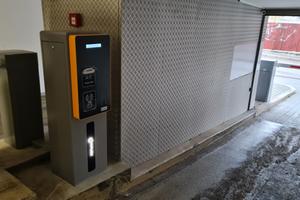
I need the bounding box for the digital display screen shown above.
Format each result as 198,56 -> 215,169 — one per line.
86,43 -> 102,49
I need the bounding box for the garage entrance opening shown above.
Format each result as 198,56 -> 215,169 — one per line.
255,16 -> 300,107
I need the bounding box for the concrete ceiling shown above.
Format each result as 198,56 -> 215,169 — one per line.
240,0 -> 300,9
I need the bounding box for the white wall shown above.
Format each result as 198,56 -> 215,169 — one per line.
0,0 -> 45,93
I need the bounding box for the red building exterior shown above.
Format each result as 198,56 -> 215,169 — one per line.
264,22 -> 300,52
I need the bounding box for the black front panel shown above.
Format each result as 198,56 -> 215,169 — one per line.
76,35 -> 110,119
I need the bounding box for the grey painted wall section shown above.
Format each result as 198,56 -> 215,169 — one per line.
121,0 -> 262,167
0,0 -> 45,92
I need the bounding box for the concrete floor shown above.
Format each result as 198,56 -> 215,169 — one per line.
261,75 -> 300,127
120,70 -> 300,200
1,68 -> 300,200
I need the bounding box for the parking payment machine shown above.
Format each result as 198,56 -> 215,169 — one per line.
69,35 -> 110,120
41,32 -> 110,185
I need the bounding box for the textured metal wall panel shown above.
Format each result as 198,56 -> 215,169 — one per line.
41,0 -> 121,161
121,0 -> 262,166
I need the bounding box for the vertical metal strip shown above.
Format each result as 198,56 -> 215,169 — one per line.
248,14 -> 266,110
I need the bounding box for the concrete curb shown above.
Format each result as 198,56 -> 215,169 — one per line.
256,84 -> 296,116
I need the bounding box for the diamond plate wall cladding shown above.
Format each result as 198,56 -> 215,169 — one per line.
121,0 -> 262,167
42,0 -> 262,167
41,0 -> 122,161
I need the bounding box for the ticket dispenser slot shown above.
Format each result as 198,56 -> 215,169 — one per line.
69,35 -> 110,120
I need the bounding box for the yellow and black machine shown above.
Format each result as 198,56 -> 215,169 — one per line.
40,32 -> 110,185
